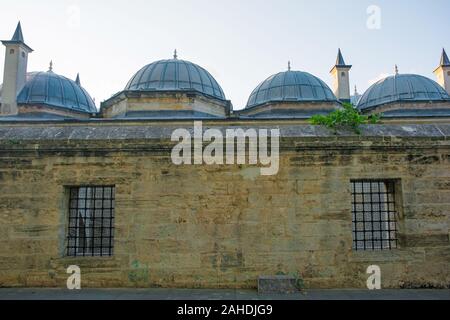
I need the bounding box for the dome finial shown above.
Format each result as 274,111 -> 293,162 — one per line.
354,85 -> 358,95
395,64 -> 399,75
48,60 -> 53,72
75,73 -> 81,86
288,61 -> 291,71
173,49 -> 178,60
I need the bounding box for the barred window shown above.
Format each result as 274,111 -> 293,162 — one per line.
351,180 -> 398,251
67,186 -> 115,256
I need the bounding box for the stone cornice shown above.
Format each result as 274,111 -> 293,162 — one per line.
0,124 -> 448,155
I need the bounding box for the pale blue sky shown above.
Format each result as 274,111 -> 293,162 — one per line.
1,0 -> 449,110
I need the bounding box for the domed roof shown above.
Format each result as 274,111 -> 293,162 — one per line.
357,74 -> 450,110
17,71 -> 96,113
125,58 -> 226,100
246,70 -> 337,109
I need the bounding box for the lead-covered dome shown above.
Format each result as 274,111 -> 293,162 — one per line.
17,71 -> 96,113
357,74 -> 450,110
246,70 -> 337,108
125,58 -> 226,100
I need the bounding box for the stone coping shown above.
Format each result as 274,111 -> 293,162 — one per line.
0,124 -> 449,141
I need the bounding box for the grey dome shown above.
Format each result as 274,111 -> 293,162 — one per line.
357,74 -> 450,110
17,71 -> 96,113
246,70 -> 337,109
125,59 -> 226,100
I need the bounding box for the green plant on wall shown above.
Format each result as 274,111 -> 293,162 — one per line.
128,260 -> 149,284
293,271 -> 306,294
7,139 -> 20,145
310,102 -> 381,134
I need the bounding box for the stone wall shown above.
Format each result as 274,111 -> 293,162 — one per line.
0,123 -> 449,289
101,91 -> 230,118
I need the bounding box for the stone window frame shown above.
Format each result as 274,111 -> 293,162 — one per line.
350,179 -> 403,251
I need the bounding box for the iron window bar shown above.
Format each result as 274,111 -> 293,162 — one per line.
67,186 -> 115,257
351,180 -> 398,251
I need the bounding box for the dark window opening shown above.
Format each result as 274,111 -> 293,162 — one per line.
351,180 -> 398,251
66,186 -> 115,256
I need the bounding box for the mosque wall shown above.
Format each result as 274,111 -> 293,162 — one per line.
0,123 -> 449,289
101,97 -> 128,118
360,101 -> 450,115
101,92 -> 230,118
237,101 -> 340,117
17,104 -> 92,119
125,94 -> 228,117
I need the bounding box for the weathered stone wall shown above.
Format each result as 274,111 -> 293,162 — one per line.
101,91 -> 230,118
17,104 -> 92,119
0,123 -> 449,289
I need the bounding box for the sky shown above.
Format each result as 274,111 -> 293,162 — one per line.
0,0 -> 449,110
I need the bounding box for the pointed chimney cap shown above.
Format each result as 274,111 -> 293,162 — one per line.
336,48 -> 346,66
1,21 -> 33,52
440,48 -> 450,67
331,48 -> 351,72
12,21 -> 25,42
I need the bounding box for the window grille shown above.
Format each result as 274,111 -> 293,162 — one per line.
351,180 -> 398,250
67,186 -> 115,256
